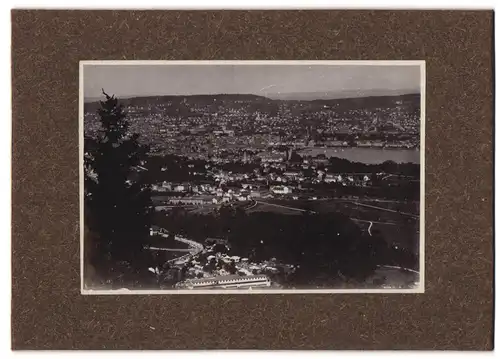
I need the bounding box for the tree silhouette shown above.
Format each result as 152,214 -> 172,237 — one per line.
289,151 -> 303,163
85,91 -> 154,284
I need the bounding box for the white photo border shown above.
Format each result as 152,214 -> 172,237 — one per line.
79,60 -> 426,295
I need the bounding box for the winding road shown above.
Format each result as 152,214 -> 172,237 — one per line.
149,230 -> 204,264
377,265 -> 420,275
148,247 -> 193,252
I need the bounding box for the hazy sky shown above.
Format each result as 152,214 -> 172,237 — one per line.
83,64 -> 421,100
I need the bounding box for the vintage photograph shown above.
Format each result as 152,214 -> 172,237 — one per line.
81,61 -> 425,293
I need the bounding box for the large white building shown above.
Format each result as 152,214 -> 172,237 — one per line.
179,275 -> 271,289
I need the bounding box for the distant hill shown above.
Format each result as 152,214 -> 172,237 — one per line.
310,93 -> 420,107
84,93 -> 273,114
84,93 -> 270,104
267,89 -> 420,101
83,92 -> 420,115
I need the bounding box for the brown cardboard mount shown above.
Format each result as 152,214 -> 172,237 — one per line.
11,10 -> 493,350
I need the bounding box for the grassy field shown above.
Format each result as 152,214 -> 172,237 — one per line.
248,198 -> 420,254
187,204 -> 219,215
355,220 -> 419,254
262,199 -> 419,223
246,201 -> 305,215
153,197 -> 420,256
354,200 -> 420,216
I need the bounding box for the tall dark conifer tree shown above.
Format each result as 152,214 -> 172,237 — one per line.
85,91 -> 153,280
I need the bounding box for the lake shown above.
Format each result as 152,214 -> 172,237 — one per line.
298,147 -> 420,164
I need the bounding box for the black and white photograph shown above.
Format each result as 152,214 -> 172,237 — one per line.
81,61 -> 425,293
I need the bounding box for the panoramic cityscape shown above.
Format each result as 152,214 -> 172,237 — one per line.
82,62 -> 424,292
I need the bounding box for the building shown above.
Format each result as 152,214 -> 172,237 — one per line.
270,185 -> 292,194
179,275 -> 271,289
324,174 -> 337,183
205,238 -> 228,246
149,225 -> 162,235
169,196 -> 212,205
259,152 -> 284,163
249,191 -> 261,198
162,181 -> 173,190
283,171 -> 301,180
151,184 -> 168,192
242,183 -> 260,190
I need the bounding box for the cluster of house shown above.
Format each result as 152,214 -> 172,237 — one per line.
259,152 -> 286,163
151,182 -> 218,193
146,227 -> 297,289
175,242 -> 295,289
353,140 -> 416,148
152,182 -> 266,208
262,170 -> 371,187
324,173 -> 371,185
151,169 -> 374,209
257,154 -> 330,172
213,171 -> 250,182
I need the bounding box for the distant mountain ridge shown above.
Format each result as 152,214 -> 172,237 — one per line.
84,93 -> 270,104
266,89 -> 420,101
84,91 -> 419,105
83,92 -> 420,123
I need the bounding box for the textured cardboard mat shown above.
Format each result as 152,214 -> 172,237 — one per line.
11,10 -> 494,350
